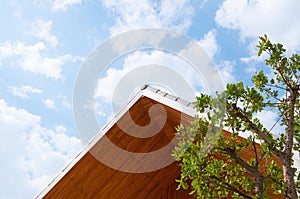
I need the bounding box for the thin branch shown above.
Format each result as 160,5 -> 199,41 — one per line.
265,83 -> 286,90
276,63 -> 293,89
268,114 -> 283,133
270,95 -> 284,103
244,101 -> 250,112
209,175 -> 254,199
257,151 -> 266,165
262,87 -> 284,102
262,102 -> 281,105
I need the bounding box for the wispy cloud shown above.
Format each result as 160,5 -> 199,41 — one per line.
52,0 -> 81,11
102,0 -> 194,35
58,95 -> 72,109
216,60 -> 236,85
43,98 -> 56,109
197,29 -> 219,59
9,85 -> 42,99
0,41 -> 81,79
29,19 -> 58,47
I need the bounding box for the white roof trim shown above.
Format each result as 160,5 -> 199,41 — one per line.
34,85 -> 196,199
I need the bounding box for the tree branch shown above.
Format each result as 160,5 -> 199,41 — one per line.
265,83 -> 286,90
268,113 -> 283,133
227,103 -> 283,159
209,175 -> 254,199
276,63 -> 293,89
257,151 -> 266,166
284,90 -> 297,156
264,174 -> 282,185
252,137 -> 259,168
261,87 -> 283,102
223,147 -> 258,176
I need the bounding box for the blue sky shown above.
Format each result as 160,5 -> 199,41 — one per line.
1,0 -> 300,198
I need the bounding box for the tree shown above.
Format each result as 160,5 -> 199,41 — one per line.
173,35 -> 300,199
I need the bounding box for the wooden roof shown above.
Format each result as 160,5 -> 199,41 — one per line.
36,87 -> 195,199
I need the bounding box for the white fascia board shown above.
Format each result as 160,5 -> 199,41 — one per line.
141,88 -> 196,117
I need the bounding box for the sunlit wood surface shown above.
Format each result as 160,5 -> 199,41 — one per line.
43,96 -> 193,199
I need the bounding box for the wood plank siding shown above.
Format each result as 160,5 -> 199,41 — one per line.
43,96 -> 193,199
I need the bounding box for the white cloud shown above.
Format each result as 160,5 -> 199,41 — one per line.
29,19 -> 58,47
43,98 -> 56,109
58,95 -> 72,109
9,85 -> 42,99
240,39 -> 268,65
0,99 -> 82,199
199,0 -> 209,8
177,30 -> 225,93
0,41 -> 80,79
197,29 -> 219,59
95,29 -> 224,107
254,110 -> 283,135
215,0 -> 300,52
95,50 -> 201,105
102,0 -> 194,35
84,100 -> 107,118
240,54 -> 265,66
52,0 -> 81,11
216,60 -> 236,85
244,66 -> 257,74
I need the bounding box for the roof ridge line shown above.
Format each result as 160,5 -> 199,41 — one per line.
140,84 -> 194,109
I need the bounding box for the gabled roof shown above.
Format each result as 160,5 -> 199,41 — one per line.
35,85 -> 196,199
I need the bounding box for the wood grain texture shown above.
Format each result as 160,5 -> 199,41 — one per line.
44,96 -> 193,199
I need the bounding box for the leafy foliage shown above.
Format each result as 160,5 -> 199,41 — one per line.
173,35 -> 300,199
